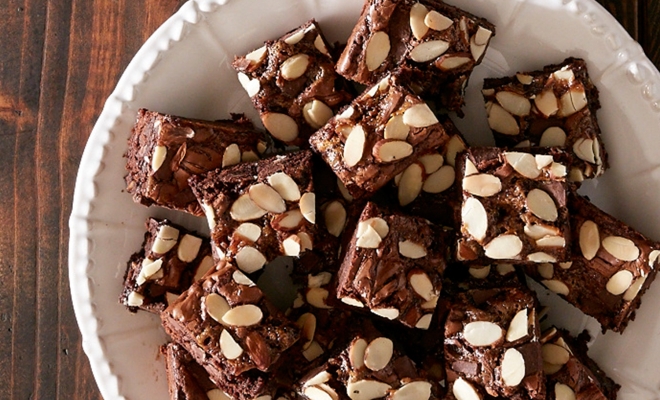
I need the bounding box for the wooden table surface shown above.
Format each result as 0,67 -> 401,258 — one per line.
0,1 -> 657,399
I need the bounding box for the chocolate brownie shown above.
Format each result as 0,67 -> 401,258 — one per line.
336,0 -> 495,113
309,74 -> 451,199
233,20 -> 353,147
524,194 -> 660,333
540,328 -> 620,399
483,58 -> 607,181
161,261 -> 300,380
120,218 -> 213,314
455,147 -> 571,265
188,150 -> 318,274
336,202 -> 448,329
444,287 -> 545,399
162,342 -> 224,400
125,109 -> 268,216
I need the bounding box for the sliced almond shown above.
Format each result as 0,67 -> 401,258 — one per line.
262,112 -> 298,143
350,338 -> 368,368
126,291 -> 144,307
245,46 -> 267,64
497,263 -> 516,275
206,293 -> 230,323
506,309 -> 528,342
501,348 -> 526,387
402,103 -> 438,128
550,162 -> 567,178
152,225 -> 180,254
177,234 -> 203,262
365,31 -> 390,71
463,174 -> 502,197
409,3 -> 429,40
268,172 -> 301,201
516,74 -> 533,85
539,127 -> 567,147
555,383 -> 577,400
606,270 -> 634,295
341,296 -> 365,308
298,192 -> 316,224
344,124 -> 366,167
579,220 -> 599,260
572,138 -> 596,164
232,270 -> 255,286
398,163 -> 424,206
536,236 -> 566,247
650,250 -> 660,268
470,26 -> 492,61
303,100 -> 334,129
462,197 -> 488,241
273,209 -> 304,231
534,89 -> 559,117
398,240 -> 427,259
535,155 -> 554,169
194,256 -> 215,281
235,246 -> 267,273
496,91 -> 531,116
538,263 -> 554,279
421,295 -> 439,309
452,377 -> 480,400
297,313 -> 317,349
542,343 -> 570,365
307,288 -> 332,309
445,135 -> 466,166
384,115 -> 410,140
308,272 -> 332,289
324,201 -> 347,237
437,55 -> 471,70
364,337 -> 394,371
543,362 -> 563,375
542,280 -> 570,296
356,217 -> 389,239
623,275 -> 647,301
559,87 -> 588,117
418,153 -> 444,174
527,189 -> 558,222
249,183 -> 286,214
237,72 -> 260,97
371,307 -> 399,320
415,314 -> 434,330
464,158 -> 478,176
469,266 -> 491,279
602,236 -> 640,261
283,235 -> 302,257
206,389 -> 230,400
314,34 -> 330,55
337,178 -> 353,202
524,224 -> 559,239
222,304 -> 263,326
241,151 -> 259,163
356,224 -> 382,249
298,232 -> 313,251
151,145 -> 167,172
284,28 -> 306,45
139,258 -> 163,284
303,386 -> 334,400
391,381 -> 432,400
235,223 -> 262,242
558,261 -> 573,270
304,370 -> 332,387
410,271 -> 435,301
220,330 -> 243,360
463,321 -> 503,346
487,103 -> 519,135
346,380 -> 391,400
423,165 -> 455,193
484,234 -> 523,259
504,152 -> 541,179
425,10 -> 453,31
374,140 -> 413,163
281,54 -> 310,80
410,40 -> 450,62
302,340 -> 324,361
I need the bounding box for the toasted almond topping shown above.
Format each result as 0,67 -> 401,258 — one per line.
384,115 -> 410,140
303,386 -> 334,400
542,343 -> 570,365
463,321 -> 503,346
273,209 -> 304,231
307,288 -> 332,309
506,309 -> 529,342
241,151 -> 259,162
177,234 -> 203,262
623,275 -> 647,301
230,194 -> 268,222
356,217 -> 389,239
578,220 -> 600,260
487,102 -> 519,135
418,153 -> 444,174
464,158 -> 479,176
572,138 -> 596,164
524,224 -> 560,239
469,266 -> 491,279
235,223 -> 262,243
346,380 -> 391,400
302,340 -> 324,361
391,381 -> 432,400
262,112 -> 298,143
298,232 -> 313,251
535,155 -> 554,169
398,163 -> 424,206
536,236 -> 566,247
409,3 -> 429,40
297,312 -> 317,349
206,293 -> 230,323
152,225 -> 180,254
344,125 -> 366,167
299,192 -> 316,224
371,307 -> 399,320
410,40 -> 450,62
283,235 -> 302,257
452,377 -> 480,400
446,135 -> 466,167
337,178 -> 353,201
542,280 -> 570,296
350,338 -> 368,368
484,234 -> 523,259
314,34 -> 330,55
237,72 -> 260,97
245,46 -> 267,64
527,189 -> 558,222
410,271 -> 435,300
535,89 -> 559,117
284,28 -> 306,45
516,74 -> 533,85
504,152 -> 541,179
356,224 -> 382,249
559,86 -> 588,117
539,127 -> 567,147
220,330 -> 243,360
364,337 -> 394,371
463,173 -> 502,197
374,139 -> 413,163
462,197 -> 488,241
257,141 -> 268,154
559,261 -> 573,270
538,263 -> 554,279
543,362 -> 563,375
268,172 -> 301,201
421,295 -> 439,309
232,270 -> 255,286
606,270 -> 634,295
127,291 -> 144,307
281,54 -> 310,80
152,145 -> 167,172
235,246 -> 267,273
403,103 -> 438,127
324,201 -> 347,237
501,348 -> 526,387
497,263 -> 516,275
222,304 -> 263,326
437,55 -> 471,70
341,297 -> 365,308
555,383 -> 577,400
602,236 -> 640,261
308,272 -> 332,289
415,314 -> 434,330
399,240 -> 427,259
139,258 -> 163,284
207,389 -> 230,400
194,256 -> 214,281
248,183 -> 286,214
365,31 -> 390,71
474,26 -> 492,45
496,91 -> 531,116
304,370 -> 332,387
423,165 -> 455,193
303,100 -> 333,129
425,10 -> 453,31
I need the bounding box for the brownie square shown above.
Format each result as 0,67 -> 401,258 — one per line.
524,194 -> 660,333
161,261 -> 300,380
125,109 -> 268,216
120,218 -> 213,314
444,287 -> 545,399
336,202 -> 448,329
540,328 -> 620,399
456,147 -> 571,264
336,0 -> 494,113
162,342 -> 223,400
309,74 -> 451,199
189,150 -> 319,274
483,58 -> 607,181
232,20 -> 353,147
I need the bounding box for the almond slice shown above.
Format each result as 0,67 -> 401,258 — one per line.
248,183 -> 286,214
268,172 -> 301,201
452,377 -> 480,400
384,115 -> 410,140
504,152 -> 541,179
220,330 -> 243,360
402,103 -> 438,128
606,270 -> 634,295
344,125 -> 366,167
542,280 -> 570,296
602,236 -> 640,261
237,73 -> 260,98
303,100 -> 333,129
463,174 -> 502,197
281,54 -> 310,80
542,343 -> 570,365
262,112 -> 298,143
152,225 -> 180,254
496,91 -> 531,116
152,145 -> 167,172
235,246 -> 267,273
462,197 -> 488,241
365,31 -> 390,71
487,103 -> 519,136
398,163 -> 423,206
484,234 -> 523,259
324,201 -> 347,237
272,209 -> 304,231
410,40 -> 450,62
300,192 -> 316,224
579,220 -> 600,260
527,189 -> 558,222
235,223 -> 262,242
506,309 -> 528,342
539,127 -> 567,147
206,293 -> 230,323
399,240 -> 427,259
555,383 -> 577,400
534,89 -> 559,117
222,304 -> 263,326
410,271 -> 435,301
418,153 -> 444,174
409,3 -> 429,40
424,10 -> 453,31
463,321 -> 503,346
346,380 -> 391,400
423,165 -> 455,193
374,140 -> 413,163
350,338 -> 368,368
391,381 -> 432,400
501,348 -> 526,387
364,337 -> 393,371
415,314 -> 434,330
177,234 -> 203,262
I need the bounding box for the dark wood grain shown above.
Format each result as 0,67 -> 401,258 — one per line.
0,1 -> 658,399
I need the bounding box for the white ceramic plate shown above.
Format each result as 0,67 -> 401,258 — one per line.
69,0 -> 660,399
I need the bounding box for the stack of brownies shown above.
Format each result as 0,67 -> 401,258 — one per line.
120,0 -> 659,399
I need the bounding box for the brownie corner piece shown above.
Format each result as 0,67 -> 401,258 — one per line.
119,218 -> 213,314
232,20 -> 353,147
162,342 -> 221,400
456,147 -> 571,265
124,109 -> 267,215
336,201 -> 448,329
309,74 -> 451,199
483,57 -> 607,180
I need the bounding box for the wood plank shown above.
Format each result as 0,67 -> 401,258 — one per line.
596,0 -> 639,41
640,0 -> 660,68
